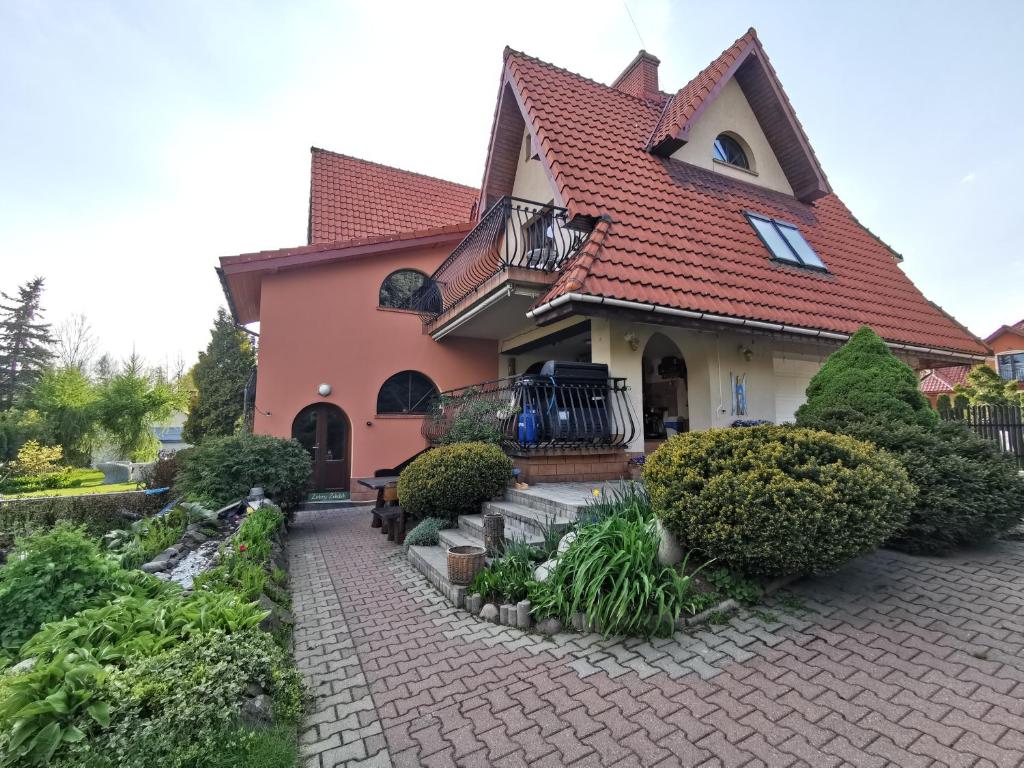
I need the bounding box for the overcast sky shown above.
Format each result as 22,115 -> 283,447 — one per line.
2,0 -> 1022,369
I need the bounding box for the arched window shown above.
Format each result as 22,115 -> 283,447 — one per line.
379,269 -> 439,312
376,371 -> 439,414
712,133 -> 750,170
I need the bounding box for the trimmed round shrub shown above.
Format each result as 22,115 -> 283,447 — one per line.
812,418 -> 1023,554
644,426 -> 914,577
174,434 -> 312,510
403,516 -> 448,550
795,326 -> 937,430
397,442 -> 512,522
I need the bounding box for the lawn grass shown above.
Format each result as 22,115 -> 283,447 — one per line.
3,468 -> 142,498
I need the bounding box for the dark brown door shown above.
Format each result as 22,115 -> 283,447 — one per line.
291,404 -> 350,491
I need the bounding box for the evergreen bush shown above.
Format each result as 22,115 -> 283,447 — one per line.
397,442 -> 511,521
644,426 -> 913,576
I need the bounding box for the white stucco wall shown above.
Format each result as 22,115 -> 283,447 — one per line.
670,78 -> 794,196
510,128 -> 557,204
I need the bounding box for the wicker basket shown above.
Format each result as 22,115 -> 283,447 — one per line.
447,545 -> 486,585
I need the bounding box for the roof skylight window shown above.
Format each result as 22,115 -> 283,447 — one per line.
745,213 -> 827,271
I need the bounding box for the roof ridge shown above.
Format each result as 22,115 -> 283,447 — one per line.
310,147 -> 478,191
503,47 -> 669,108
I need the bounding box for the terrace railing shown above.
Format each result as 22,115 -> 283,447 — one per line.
423,375 -> 637,452
414,196 -> 591,319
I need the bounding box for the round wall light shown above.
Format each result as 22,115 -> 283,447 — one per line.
317,383 -> 332,397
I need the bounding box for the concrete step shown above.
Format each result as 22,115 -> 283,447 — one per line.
481,500 -> 575,537
458,514 -> 545,546
406,544 -> 467,608
504,481 -> 632,517
438,526 -> 486,551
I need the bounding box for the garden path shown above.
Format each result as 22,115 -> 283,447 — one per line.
291,506 -> 1024,768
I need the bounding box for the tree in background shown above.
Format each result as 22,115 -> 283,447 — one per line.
954,364 -> 1024,407
53,313 -> 98,373
92,353 -> 116,383
0,277 -> 54,409
93,353 -> 188,461
935,393 -> 952,412
31,367 -> 99,466
182,308 -> 255,444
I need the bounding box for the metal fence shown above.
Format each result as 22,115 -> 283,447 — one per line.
939,404 -> 1024,469
423,375 -> 637,452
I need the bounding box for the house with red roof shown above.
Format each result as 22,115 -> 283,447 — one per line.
219,29 -> 987,500
919,365 -> 972,408
986,320 -> 1024,383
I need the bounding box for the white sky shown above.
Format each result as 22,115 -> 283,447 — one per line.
2,0 -> 1022,369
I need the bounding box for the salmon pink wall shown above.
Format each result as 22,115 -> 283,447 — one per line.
253,243 -> 497,486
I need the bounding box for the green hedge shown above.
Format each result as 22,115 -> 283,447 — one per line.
398,442 -> 512,521
0,490 -> 166,550
644,425 -> 914,577
174,433 -> 312,510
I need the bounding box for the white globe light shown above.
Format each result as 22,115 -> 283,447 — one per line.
317,383 -> 331,397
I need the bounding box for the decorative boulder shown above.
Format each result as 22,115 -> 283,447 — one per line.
240,694 -> 274,726
533,559 -> 558,582
656,519 -> 684,566
556,531 -> 577,554
535,617 -> 563,636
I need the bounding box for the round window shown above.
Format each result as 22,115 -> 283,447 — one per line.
713,134 -> 750,170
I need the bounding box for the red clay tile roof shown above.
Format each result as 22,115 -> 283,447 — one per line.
308,149 -> 478,244
919,365 -> 971,394
985,319 -> 1024,344
503,35 -> 987,357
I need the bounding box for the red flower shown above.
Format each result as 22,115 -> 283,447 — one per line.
239,544 -> 247,552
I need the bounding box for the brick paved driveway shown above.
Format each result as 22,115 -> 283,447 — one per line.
290,507 -> 1024,768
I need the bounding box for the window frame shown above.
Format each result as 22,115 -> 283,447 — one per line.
712,133 -> 751,171
996,350 -> 1024,381
378,268 -> 436,313
375,370 -> 440,416
744,212 -> 829,273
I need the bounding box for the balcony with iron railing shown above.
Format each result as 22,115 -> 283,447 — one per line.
423,372 -> 637,453
413,196 -> 592,327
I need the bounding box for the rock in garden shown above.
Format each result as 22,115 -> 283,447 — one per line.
141,560 -> 170,573
9,657 -> 36,674
556,531 -> 576,554
479,603 -> 499,623
240,694 -> 274,725
535,617 -> 563,636
158,547 -> 180,562
656,519 -> 684,567
244,681 -> 265,697
534,559 -> 557,582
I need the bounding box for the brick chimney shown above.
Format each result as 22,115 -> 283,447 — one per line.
611,50 -> 661,100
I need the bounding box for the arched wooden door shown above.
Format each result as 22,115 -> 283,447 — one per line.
291,403 -> 350,491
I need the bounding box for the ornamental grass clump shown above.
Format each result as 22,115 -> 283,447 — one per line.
644,425 -> 914,577
530,512 -> 704,637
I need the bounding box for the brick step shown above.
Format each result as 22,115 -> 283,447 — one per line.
406,544 -> 467,608
458,514 -> 545,546
481,500 -> 575,538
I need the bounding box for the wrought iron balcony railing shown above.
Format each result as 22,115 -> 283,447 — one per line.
414,196 -> 591,318
423,375 -> 637,452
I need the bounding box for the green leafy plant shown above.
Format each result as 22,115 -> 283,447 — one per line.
579,482 -> 653,526
0,651 -> 111,766
469,541 -> 539,604
434,392 -> 511,445
397,442 -> 512,522
530,512 -> 707,637
644,425 -> 914,576
0,524 -> 124,651
704,567 -> 764,605
174,434 -> 312,509
402,516 -> 449,549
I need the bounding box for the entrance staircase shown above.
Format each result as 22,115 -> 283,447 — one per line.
406,482 -> 621,607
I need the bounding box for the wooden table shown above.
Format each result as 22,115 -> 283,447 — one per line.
358,476 -> 400,528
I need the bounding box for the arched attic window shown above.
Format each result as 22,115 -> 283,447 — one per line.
376,371 -> 439,415
379,269 -> 440,313
712,133 -> 751,170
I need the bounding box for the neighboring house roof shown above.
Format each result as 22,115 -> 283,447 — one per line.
500,31 -> 987,357
919,365 -> 971,394
308,149 -> 478,244
984,318 -> 1024,344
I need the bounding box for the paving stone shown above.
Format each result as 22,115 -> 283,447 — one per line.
289,507 -> 1024,768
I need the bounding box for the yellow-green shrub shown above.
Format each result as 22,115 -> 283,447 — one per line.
644,425 -> 914,577
398,443 -> 512,521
